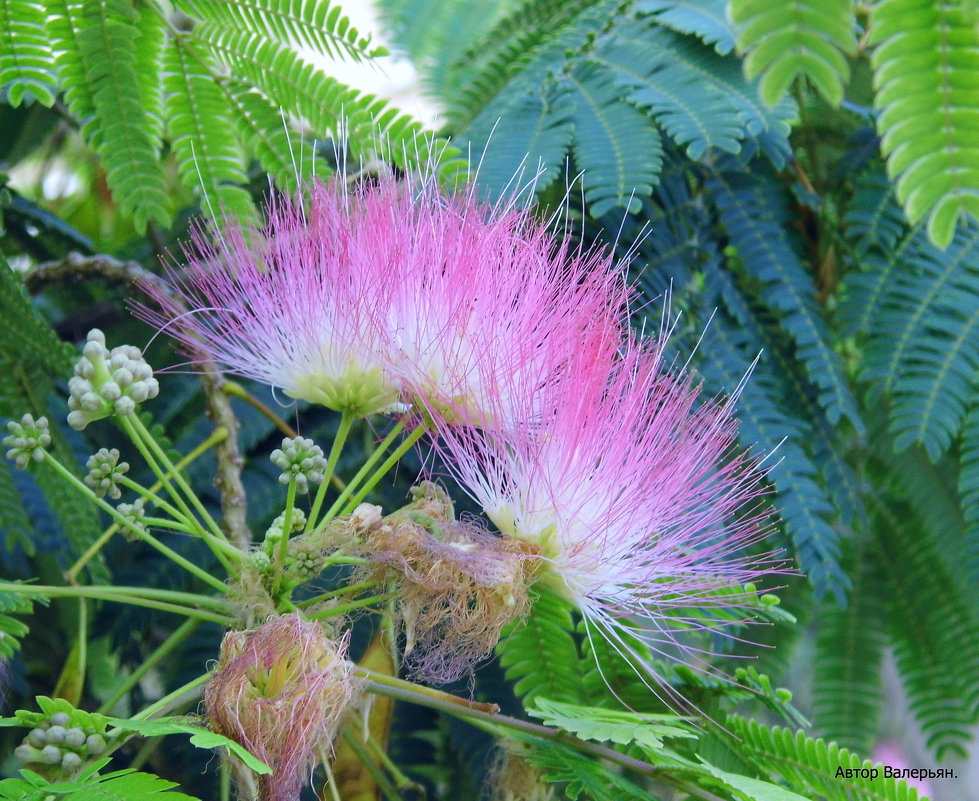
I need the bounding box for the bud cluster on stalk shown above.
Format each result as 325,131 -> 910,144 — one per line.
67,329 -> 159,430
13,710 -> 115,777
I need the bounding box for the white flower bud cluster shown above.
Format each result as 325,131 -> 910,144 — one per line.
13,711 -> 115,775
67,329 -> 159,431
3,414 -> 51,469
117,497 -> 148,540
264,508 -> 307,544
270,437 -> 326,495
84,447 -> 130,499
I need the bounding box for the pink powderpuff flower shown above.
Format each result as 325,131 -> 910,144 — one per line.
205,614 -> 356,801
137,175 -> 626,422
429,335 -> 780,687
363,176 -> 627,425
136,183 -> 401,416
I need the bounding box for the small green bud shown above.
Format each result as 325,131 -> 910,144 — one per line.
49,712 -> 70,727
270,437 -> 326,495
84,447 -> 130,499
117,497 -> 148,540
39,744 -> 61,765
63,727 -> 86,748
61,751 -> 83,772
85,734 -> 106,755
761,593 -> 780,606
67,330 -> 159,430
3,414 -> 51,469
776,688 -> 793,703
27,728 -> 47,747
45,724 -> 66,744
14,743 -> 40,762
249,550 -> 272,572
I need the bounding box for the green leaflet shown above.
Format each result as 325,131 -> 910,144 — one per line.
731,0 -> 856,107
496,586 -> 580,705
528,699 -> 696,752
0,0 -> 56,106
728,717 -> 928,801
870,0 -> 979,247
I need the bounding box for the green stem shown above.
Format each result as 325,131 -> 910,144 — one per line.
322,420 -> 405,522
0,581 -> 228,622
77,598 -> 87,693
303,593 -> 395,620
129,415 -> 229,544
64,427 -> 228,583
358,670 -> 666,782
116,476 -> 190,527
135,529 -> 231,594
305,411 -> 355,533
98,618 -> 201,715
119,416 -> 205,536
297,579 -> 378,608
273,477 -> 298,597
42,453 -> 229,593
342,425 -> 427,515
132,672 -> 211,720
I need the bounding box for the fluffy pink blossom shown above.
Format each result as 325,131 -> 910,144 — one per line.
137,177 -> 626,421
429,336 -> 779,680
205,614 -> 356,801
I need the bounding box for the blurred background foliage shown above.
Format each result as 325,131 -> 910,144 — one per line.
1,0 -> 978,799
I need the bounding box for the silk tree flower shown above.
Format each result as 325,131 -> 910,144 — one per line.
137,183 -> 400,416
205,614 -> 356,801
137,175 -> 626,421
429,337 -> 778,680
361,177 -> 627,424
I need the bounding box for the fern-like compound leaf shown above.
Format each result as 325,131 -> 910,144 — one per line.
496,587 -> 580,706
0,0 -> 57,106
851,211 -> 979,460
133,4 -> 165,152
732,0 -> 856,106
730,716 -> 927,801
708,164 -> 864,436
812,539 -> 888,755
163,36 -> 255,221
594,24 -> 743,160
177,0 -> 386,63
870,0 -> 979,246
872,496 -> 979,759
960,404 -> 979,583
70,0 -> 170,230
220,76 -> 316,193
464,84 -> 576,201
636,0 -> 734,54
565,61 -> 662,215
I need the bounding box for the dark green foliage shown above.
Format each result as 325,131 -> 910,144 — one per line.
451,1 -> 793,210
812,538 -> 888,754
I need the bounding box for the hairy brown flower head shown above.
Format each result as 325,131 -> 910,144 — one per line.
205,614 -> 356,801
485,741 -> 555,801
355,483 -> 539,683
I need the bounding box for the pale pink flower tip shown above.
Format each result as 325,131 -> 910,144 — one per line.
431,337 -> 780,676
137,176 -> 626,420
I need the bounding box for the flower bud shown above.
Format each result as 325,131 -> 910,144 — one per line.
205,615 -> 356,801
84,447 -> 130,499
3,414 -> 51,469
270,437 -> 326,495
67,330 -> 159,430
